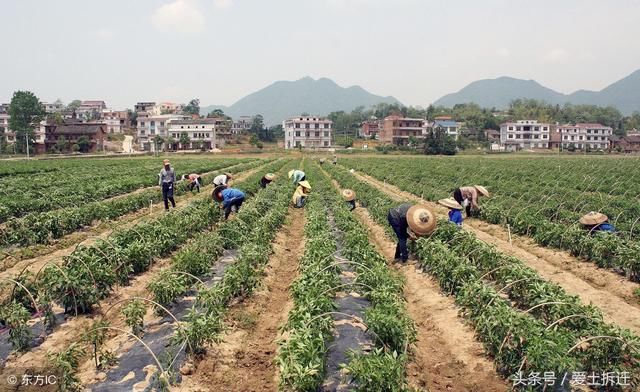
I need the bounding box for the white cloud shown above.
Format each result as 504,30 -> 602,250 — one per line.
213,0 -> 233,9
496,47 -> 510,58
152,0 -> 205,35
543,48 -> 570,64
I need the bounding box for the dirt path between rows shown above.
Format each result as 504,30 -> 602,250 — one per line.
180,207 -> 305,392
351,170 -> 640,335
0,163 -> 269,285
319,166 -> 506,391
353,207 -> 507,391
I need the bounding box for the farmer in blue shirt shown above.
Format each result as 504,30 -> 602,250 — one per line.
438,198 -> 464,227
580,212 -> 616,234
213,185 -> 245,219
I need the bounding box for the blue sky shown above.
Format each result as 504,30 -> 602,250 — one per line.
1,0 -> 639,109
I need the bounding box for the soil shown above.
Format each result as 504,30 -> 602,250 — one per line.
179,207 -> 305,392
352,207 -> 508,391
351,170 -> 640,335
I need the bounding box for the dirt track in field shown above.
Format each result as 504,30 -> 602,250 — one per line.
180,207 -> 304,392
351,170 -> 640,335
319,167 -> 507,391
353,207 -> 507,391
0,163 -> 268,284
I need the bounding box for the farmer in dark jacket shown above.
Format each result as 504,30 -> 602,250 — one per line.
159,159 -> 176,210
260,173 -> 275,189
387,203 -> 436,263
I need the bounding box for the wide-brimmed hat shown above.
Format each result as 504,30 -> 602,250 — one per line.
163,159 -> 170,165
438,198 -> 463,210
224,172 -> 232,178
342,189 -> 356,201
320,158 -> 325,163
406,205 -> 437,236
580,211 -> 608,225
474,185 -> 490,197
288,170 -> 295,179
298,180 -> 311,190
212,185 -> 225,202
264,173 -> 275,181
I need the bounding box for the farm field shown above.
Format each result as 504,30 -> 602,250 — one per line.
0,153 -> 639,391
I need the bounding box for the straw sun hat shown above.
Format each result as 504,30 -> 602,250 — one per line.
264,173 -> 275,181
406,204 -> 437,236
163,159 -> 170,165
342,189 -> 356,201
438,198 -> 463,210
474,185 -> 490,197
288,170 -> 295,178
579,211 -> 608,226
298,181 -> 311,189
212,185 -> 225,202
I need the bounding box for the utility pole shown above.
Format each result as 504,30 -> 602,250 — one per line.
25,132 -> 29,159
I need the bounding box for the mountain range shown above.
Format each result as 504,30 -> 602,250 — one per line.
434,69 -> 640,114
201,77 -> 400,126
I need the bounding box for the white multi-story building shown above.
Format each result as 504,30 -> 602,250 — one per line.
555,123 -> 612,151
167,118 -> 229,150
283,116 -> 333,149
500,120 -> 551,149
137,113 -> 189,151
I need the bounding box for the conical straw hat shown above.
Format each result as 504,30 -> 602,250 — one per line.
438,198 -> 463,210
264,173 -> 275,181
288,170 -> 294,178
474,185 -> 490,197
212,185 -> 225,202
298,181 -> 311,189
406,204 -> 437,236
579,211 -> 608,225
342,189 -> 356,201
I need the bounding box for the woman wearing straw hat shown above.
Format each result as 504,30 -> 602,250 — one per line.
158,159 -> 176,210
259,173 -> 275,189
452,185 -> 489,217
342,189 -> 357,211
288,169 -> 306,185
213,185 -> 246,219
387,203 -> 436,263
438,198 -> 464,227
213,172 -> 233,188
580,211 -> 616,234
292,180 -> 311,208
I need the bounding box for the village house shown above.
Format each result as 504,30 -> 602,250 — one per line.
360,119 -> 381,139
553,123 -> 612,151
378,115 -> 424,146
44,120 -> 106,153
167,118 -> 230,150
283,116 -> 333,149
500,120 -> 552,149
